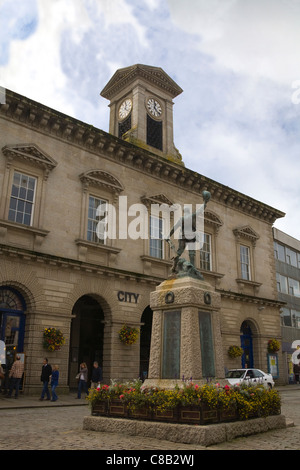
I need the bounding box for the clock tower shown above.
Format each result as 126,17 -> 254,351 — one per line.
100,64 -> 183,164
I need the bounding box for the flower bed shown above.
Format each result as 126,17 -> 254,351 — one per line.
87,380 -> 281,425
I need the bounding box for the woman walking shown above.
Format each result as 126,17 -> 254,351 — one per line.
51,365 -> 59,402
77,362 -> 88,399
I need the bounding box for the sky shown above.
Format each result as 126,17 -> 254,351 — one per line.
0,0 -> 300,239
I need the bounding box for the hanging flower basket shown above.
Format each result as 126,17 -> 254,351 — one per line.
118,324 -> 139,345
267,339 -> 280,354
227,345 -> 244,358
43,327 -> 66,351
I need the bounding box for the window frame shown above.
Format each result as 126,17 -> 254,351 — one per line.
87,194 -> 108,245
8,171 -> 37,226
200,232 -> 212,271
149,215 -> 164,259
240,244 -> 251,281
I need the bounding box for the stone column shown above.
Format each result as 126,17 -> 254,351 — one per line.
144,276 -> 224,389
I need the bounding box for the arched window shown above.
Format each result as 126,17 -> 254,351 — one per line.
0,287 -> 26,354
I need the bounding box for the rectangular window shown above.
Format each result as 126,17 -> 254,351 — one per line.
276,273 -> 288,294
150,216 -> 164,259
240,245 -> 251,280
87,196 -> 107,243
292,310 -> 300,328
8,171 -> 36,226
276,243 -> 286,262
286,247 -> 298,267
280,308 -> 292,326
288,278 -> 300,297
200,233 -> 212,271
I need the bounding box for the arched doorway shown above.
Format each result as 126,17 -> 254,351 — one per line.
140,306 -> 153,380
0,287 -> 26,390
69,295 -> 104,389
240,321 -> 254,368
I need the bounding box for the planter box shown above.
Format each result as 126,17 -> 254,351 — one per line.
219,406 -> 239,422
178,406 -> 201,424
128,406 -> 152,420
92,400 -> 108,416
201,405 -> 219,424
152,408 -> 179,423
109,400 -> 128,417
90,399 -> 278,425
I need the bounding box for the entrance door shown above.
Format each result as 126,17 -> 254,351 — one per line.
240,321 -> 254,368
69,295 -> 104,388
0,287 -> 26,389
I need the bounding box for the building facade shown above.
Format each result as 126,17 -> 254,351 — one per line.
273,228 -> 300,382
0,65 -> 286,394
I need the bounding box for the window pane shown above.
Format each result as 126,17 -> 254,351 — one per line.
292,310 -> 300,328
200,233 -> 211,271
286,248 -> 298,267
240,245 -> 251,280
288,278 -> 300,297
8,172 -> 36,226
150,216 -> 163,258
277,243 -> 286,262
281,308 -> 292,326
276,273 -> 288,293
87,196 -> 107,244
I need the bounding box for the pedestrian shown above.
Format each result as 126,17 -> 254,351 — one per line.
51,365 -> 59,402
293,361 -> 300,384
0,364 -> 5,394
8,355 -> 24,398
77,362 -> 88,398
90,361 -> 102,389
40,357 -> 52,401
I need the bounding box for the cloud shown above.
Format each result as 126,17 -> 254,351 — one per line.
0,0 -> 38,65
0,0 -> 299,239
167,0 -> 300,84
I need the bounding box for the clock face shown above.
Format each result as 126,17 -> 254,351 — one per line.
118,99 -> 132,120
147,98 -> 162,117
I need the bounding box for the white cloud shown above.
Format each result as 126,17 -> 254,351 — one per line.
167,0 -> 300,85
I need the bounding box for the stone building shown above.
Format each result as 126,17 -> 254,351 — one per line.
0,64 -> 286,394
273,228 -> 300,382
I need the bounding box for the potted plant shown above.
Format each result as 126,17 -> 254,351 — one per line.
118,324 -> 139,345
227,345 -> 243,358
267,338 -> 280,353
43,327 -> 65,352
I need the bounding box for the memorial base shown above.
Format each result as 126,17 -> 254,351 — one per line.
83,414 -> 287,447
148,276 -> 225,383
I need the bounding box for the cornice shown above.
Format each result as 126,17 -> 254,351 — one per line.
218,288 -> 285,308
0,243 -> 160,285
100,64 -> 183,100
0,89 -> 285,224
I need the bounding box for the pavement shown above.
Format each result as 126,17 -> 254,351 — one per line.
1,384 -> 300,451
0,390 -> 88,409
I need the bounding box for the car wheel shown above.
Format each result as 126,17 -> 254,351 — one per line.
267,383 -> 272,389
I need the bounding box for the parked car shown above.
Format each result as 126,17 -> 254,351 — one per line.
225,368 -> 275,389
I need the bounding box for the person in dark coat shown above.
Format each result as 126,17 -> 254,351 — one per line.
40,357 -> 52,400
90,361 -> 103,389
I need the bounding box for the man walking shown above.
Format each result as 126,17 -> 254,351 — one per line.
91,361 -> 103,389
8,355 -> 24,398
40,357 -> 52,401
